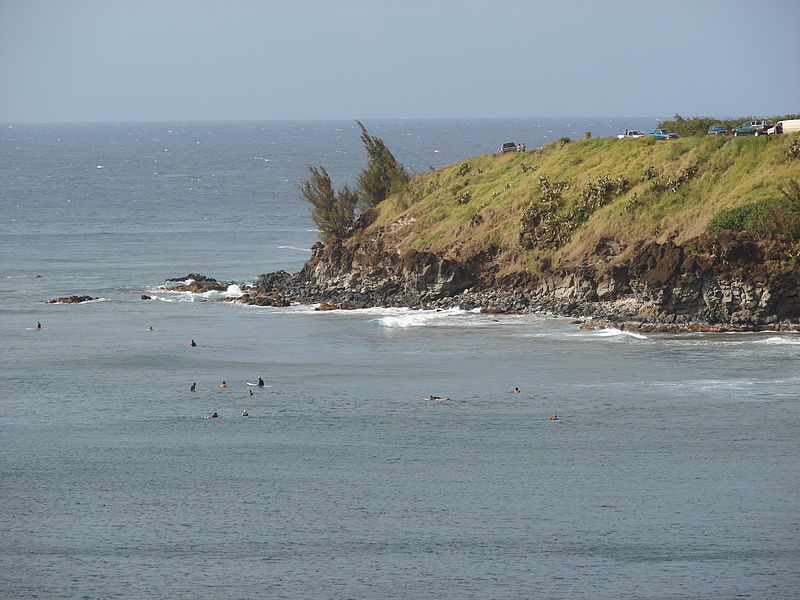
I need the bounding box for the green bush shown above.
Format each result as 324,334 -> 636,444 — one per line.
706,181 -> 800,239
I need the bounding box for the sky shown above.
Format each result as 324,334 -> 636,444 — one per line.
1,0 -> 798,123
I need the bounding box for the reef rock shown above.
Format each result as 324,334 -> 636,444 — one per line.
47,295 -> 97,304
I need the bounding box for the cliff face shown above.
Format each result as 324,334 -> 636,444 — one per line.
533,231 -> 800,329
254,231 -> 800,330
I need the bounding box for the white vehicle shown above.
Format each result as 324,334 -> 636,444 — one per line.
617,130 -> 646,139
767,119 -> 800,135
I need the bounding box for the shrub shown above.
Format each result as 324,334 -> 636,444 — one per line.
356,120 -> 410,207
786,136 -> 800,160
299,166 -> 360,243
706,181 -> 800,239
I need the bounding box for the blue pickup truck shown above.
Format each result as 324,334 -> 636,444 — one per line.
646,129 -> 679,140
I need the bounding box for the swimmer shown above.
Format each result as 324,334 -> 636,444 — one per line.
427,395 -> 450,401
204,412 -> 218,419
242,409 -> 249,417
190,382 -> 196,392
257,377 -> 264,387
549,414 -> 559,421
189,339 -> 197,347
509,387 -> 521,393
220,381 -> 227,388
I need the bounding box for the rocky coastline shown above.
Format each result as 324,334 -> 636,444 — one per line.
245,230 -> 800,332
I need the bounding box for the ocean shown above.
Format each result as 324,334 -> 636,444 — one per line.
1,119 -> 798,599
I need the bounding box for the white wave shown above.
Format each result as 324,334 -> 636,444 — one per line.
754,336 -> 800,345
146,283 -> 245,303
253,156 -> 271,162
592,328 -> 648,340
3,274 -> 44,279
374,307 -> 469,328
278,245 -> 312,252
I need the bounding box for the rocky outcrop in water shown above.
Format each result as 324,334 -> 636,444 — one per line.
163,275 -> 230,293
253,231 -> 800,331
47,295 -> 97,304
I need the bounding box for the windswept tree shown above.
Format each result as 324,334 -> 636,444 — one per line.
299,166 -> 359,244
355,120 -> 410,207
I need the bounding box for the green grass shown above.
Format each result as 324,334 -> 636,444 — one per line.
357,134 -> 800,273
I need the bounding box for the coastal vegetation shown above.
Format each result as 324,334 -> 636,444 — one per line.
355,120 -> 410,208
300,122 -> 409,242
339,131 -> 800,278
299,166 -> 360,244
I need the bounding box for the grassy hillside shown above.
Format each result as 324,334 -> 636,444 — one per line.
353,134 -> 800,277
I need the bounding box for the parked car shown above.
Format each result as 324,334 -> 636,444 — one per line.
617,130 -> 646,139
646,129 -> 679,140
732,120 -> 770,136
499,142 -> 517,153
707,125 -> 729,135
767,119 -> 800,135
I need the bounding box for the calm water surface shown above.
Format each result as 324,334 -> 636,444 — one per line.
1,120 -> 798,599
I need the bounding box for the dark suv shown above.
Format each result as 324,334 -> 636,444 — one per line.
732,121 -> 770,136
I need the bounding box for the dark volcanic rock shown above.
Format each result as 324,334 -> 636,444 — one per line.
250,231 -> 800,331
166,273 -> 218,283
230,293 -> 290,307
48,295 -> 97,304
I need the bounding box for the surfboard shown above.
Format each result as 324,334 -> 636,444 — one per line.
247,382 -> 272,388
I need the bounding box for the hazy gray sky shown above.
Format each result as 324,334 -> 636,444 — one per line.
1,0 -> 798,123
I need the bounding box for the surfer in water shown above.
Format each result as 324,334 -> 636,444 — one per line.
249,389 -> 254,396
257,377 -> 264,387
204,412 -> 218,419
220,381 -> 227,388
190,382 -> 196,392
36,321 -> 42,330
549,414 -> 559,421
189,339 -> 197,347
242,409 -> 249,417
509,387 -> 521,393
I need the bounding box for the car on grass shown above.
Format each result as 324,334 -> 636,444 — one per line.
617,130 -> 646,139
646,129 -> 679,140
499,142 -> 517,153
732,120 -> 770,136
707,125 -> 729,135
767,119 -> 800,135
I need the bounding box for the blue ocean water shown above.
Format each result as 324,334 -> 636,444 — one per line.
1,120 -> 799,599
